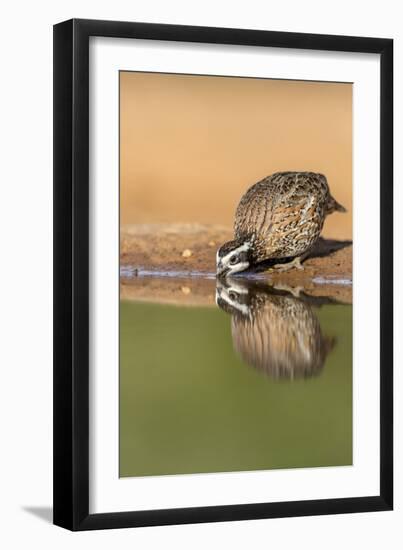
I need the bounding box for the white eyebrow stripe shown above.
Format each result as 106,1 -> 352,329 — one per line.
229,300 -> 249,316
219,241 -> 251,264
220,289 -> 250,316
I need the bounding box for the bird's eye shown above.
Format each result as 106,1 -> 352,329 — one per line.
229,291 -> 238,301
230,255 -> 238,265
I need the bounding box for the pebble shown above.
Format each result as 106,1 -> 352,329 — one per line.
208,241 -> 216,247
181,286 -> 191,295
182,249 -> 192,258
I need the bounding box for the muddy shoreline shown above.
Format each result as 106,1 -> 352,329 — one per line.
120,224 -> 352,305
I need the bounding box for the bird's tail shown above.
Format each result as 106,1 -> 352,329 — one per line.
327,195 -> 347,214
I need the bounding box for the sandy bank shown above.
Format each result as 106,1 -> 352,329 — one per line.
120,224 -> 352,305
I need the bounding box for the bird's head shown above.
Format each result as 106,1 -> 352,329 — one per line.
215,278 -> 251,316
216,238 -> 252,278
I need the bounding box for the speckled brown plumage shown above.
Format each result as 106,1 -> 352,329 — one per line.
234,171 -> 345,263
216,279 -> 335,379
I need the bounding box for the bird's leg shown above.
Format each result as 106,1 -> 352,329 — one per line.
273,283 -> 304,298
270,254 -> 306,272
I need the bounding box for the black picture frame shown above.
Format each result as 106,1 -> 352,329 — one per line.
53,18 -> 393,531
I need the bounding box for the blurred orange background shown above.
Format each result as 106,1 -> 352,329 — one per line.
120,72 -> 352,239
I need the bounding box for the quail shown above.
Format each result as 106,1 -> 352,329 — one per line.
216,171 -> 346,277
216,279 -> 335,379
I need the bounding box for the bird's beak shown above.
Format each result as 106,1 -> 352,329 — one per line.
216,261 -> 230,278
215,286 -> 222,305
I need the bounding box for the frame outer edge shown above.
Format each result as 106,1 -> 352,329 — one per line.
53,19 -> 75,530
71,17 -> 392,53
54,18 -> 91,531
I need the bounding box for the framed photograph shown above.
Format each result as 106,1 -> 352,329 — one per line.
53,19 -> 393,530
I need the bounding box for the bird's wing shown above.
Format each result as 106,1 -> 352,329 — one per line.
269,194 -> 316,239
234,179 -> 276,239
234,173 -> 329,256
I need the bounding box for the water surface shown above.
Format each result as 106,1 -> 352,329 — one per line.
120,278 -> 352,477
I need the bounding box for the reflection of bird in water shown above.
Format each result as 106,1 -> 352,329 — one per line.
216,172 -> 346,277
216,279 -> 336,380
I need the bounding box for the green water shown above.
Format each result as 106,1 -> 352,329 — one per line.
120,285 -> 352,478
